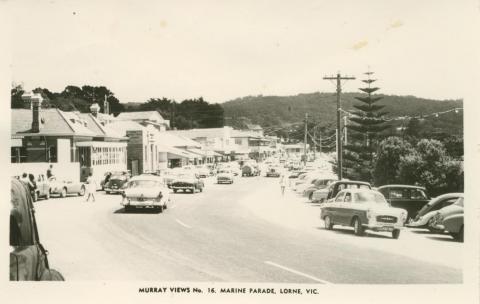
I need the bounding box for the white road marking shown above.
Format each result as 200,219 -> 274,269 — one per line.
175,219 -> 191,229
264,261 -> 332,284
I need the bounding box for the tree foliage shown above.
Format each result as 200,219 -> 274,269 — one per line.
373,137 -> 414,186
343,72 -> 390,182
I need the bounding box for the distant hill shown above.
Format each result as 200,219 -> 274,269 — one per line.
222,92 -> 463,137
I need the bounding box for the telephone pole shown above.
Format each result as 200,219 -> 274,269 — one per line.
303,113 -> 308,165
323,73 -> 355,180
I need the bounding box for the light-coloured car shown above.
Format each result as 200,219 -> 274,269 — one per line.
121,175 -> 170,212
48,177 -> 85,198
217,169 -> 234,184
170,172 -> 205,193
429,197 -> 464,238
320,189 -> 407,239
406,193 -> 462,230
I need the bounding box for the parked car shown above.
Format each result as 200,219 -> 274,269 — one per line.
266,166 -> 281,177
48,177 -> 85,197
121,175 -> 170,212
196,165 -> 211,178
217,169 -> 234,184
303,179 -> 336,200
104,173 -> 130,194
170,172 -> 205,193
288,170 -> 307,179
406,193 -> 462,230
429,197 -> 464,240
10,178 -> 64,280
312,180 -> 371,203
320,188 -> 408,239
100,170 -> 130,190
377,185 -> 430,220
242,163 -> 260,177
32,173 -> 51,201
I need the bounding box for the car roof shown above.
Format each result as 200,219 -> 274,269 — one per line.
331,180 -> 370,186
130,175 -> 164,182
377,184 -> 426,190
338,188 -> 381,194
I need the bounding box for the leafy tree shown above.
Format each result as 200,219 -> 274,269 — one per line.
343,71 -> 390,182
398,139 -> 462,196
373,137 -> 414,186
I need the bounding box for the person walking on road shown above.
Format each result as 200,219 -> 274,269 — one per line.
46,164 -> 54,179
85,173 -> 96,202
279,171 -> 287,196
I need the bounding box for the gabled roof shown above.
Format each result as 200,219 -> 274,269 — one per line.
106,120 -> 146,135
77,113 -> 125,139
116,111 -> 165,123
158,132 -> 202,148
168,127 -> 232,139
11,108 -> 95,137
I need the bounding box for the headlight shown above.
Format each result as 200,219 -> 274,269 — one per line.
155,192 -> 163,202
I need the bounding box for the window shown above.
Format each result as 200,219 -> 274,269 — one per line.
335,192 -> 345,202
11,147 -> 27,163
235,138 -> 242,145
344,192 -> 352,202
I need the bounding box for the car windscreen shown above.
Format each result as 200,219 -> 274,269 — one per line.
128,180 -> 163,188
110,175 -> 127,180
354,192 -> 388,204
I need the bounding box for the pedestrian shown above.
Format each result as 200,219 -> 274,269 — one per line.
46,164 -> 54,179
85,173 -> 97,202
279,171 -> 287,196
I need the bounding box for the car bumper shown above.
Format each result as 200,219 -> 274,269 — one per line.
104,188 -> 123,193
171,185 -> 194,190
121,199 -> 164,207
217,180 -> 232,183
364,221 -> 404,231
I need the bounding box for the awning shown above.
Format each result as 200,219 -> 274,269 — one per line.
75,141 -> 127,148
159,145 -> 198,160
187,148 -> 208,157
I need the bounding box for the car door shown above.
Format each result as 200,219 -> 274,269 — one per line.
336,191 -> 353,225
329,191 -> 345,223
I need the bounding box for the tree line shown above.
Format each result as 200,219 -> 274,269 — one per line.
11,84 -> 224,130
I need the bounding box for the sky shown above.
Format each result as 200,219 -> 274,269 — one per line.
7,0 -> 478,104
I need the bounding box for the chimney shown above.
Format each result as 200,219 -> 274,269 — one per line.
90,103 -> 100,118
22,92 -> 43,133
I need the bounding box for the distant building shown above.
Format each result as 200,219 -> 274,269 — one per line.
116,111 -> 170,131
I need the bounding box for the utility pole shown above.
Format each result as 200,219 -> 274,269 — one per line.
313,126 -> 316,160
319,132 -> 322,154
323,73 -> 355,180
343,115 -> 348,145
303,113 -> 308,165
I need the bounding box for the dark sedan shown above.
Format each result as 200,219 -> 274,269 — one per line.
377,185 -> 430,221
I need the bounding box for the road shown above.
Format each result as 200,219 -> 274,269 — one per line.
33,175 -> 462,283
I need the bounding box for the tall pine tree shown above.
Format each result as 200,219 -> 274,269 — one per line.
343,71 -> 390,182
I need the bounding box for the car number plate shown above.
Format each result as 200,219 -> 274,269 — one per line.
378,226 -> 394,232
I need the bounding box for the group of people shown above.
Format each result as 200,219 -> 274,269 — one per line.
18,164 -> 55,200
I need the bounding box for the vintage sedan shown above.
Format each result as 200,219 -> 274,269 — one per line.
104,173 -> 130,194
170,172 -> 205,193
406,193 -> 462,230
48,177 -> 85,198
429,197 -> 464,239
303,178 -> 336,201
377,185 -> 430,220
217,169 -> 234,184
320,189 -> 408,239
121,175 -> 170,212
312,180 -> 371,203
266,166 -> 281,177
10,178 -> 64,280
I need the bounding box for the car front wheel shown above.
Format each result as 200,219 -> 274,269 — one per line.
392,229 -> 401,239
78,186 -> 85,196
324,216 -> 333,230
60,187 -> 67,198
353,218 -> 364,236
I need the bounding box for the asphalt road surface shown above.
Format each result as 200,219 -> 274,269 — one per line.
34,175 -> 462,283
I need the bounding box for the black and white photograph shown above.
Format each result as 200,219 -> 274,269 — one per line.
2,0 -> 479,303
